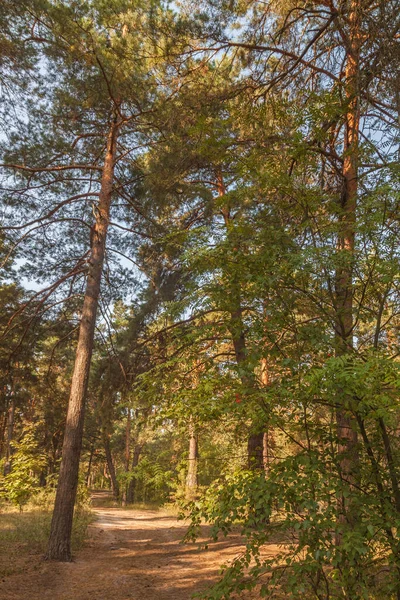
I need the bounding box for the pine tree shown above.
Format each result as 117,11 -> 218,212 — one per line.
1,0 -> 171,560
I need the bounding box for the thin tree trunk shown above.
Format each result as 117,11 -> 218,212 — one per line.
103,433 -> 119,500
0,414 -> 5,459
45,115 -> 119,561
125,409 -> 131,472
122,409 -> 131,505
335,0 -> 360,530
85,442 -> 95,487
0,390 -> 9,458
4,396 -> 15,476
126,443 -> 142,504
185,421 -> 198,500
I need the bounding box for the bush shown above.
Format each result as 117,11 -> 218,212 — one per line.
0,426 -> 46,510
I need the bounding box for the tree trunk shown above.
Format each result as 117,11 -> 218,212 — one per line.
335,0 -> 360,530
85,442 -> 95,487
126,443 -> 142,504
122,409 -> 131,505
125,409 -> 131,472
3,396 -> 15,476
247,432 -> 264,470
45,115 -> 119,561
185,421 -> 198,500
0,394 -> 9,459
103,433 -> 119,500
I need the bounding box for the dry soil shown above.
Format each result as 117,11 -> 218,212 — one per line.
0,492 -> 262,600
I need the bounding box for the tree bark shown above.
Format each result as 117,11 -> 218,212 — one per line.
103,433 -> 120,500
126,443 -> 142,504
85,441 -> 95,487
185,421 -> 198,500
45,115 -> 119,561
3,396 -> 15,476
247,432 -> 264,470
122,409 -> 131,505
335,0 -> 361,529
125,409 -> 131,472
0,389 -> 9,459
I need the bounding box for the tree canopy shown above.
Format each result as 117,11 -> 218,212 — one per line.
1,0 -> 400,598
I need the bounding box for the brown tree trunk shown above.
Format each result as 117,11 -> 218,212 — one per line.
335,0 -> 360,529
247,432 -> 264,470
185,421 -> 198,500
126,443 -> 142,504
103,433 -> 119,500
85,442 -> 95,487
3,396 -> 15,476
45,115 -> 119,561
125,409 -> 131,472
122,409 -> 131,505
0,390 -> 9,458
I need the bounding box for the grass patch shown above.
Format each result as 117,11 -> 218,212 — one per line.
0,500 -> 94,577
90,489 -> 178,513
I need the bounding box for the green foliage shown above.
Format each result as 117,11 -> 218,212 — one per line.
0,425 -> 47,510
185,452 -> 400,600
119,456 -> 175,504
0,0 -> 399,594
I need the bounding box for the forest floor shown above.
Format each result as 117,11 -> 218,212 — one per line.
0,491 -> 283,600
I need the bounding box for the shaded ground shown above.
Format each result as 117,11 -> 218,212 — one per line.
0,492 -> 281,600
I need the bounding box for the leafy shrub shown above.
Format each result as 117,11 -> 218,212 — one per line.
0,425 -> 46,510
118,456 -> 175,504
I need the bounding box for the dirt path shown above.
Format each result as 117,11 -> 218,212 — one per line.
0,494 -> 256,600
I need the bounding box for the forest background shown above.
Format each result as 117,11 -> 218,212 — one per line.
0,0 -> 399,598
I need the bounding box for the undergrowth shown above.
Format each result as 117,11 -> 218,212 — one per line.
0,492 -> 94,577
